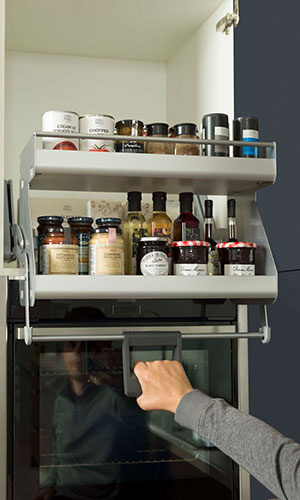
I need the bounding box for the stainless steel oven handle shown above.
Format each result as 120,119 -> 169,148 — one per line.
122,331 -> 182,397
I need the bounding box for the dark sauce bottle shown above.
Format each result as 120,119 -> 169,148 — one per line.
227,199 -> 238,242
205,200 -> 220,275
173,192 -> 200,241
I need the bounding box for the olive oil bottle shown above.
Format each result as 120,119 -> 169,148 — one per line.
148,192 -> 173,245
124,192 -> 147,275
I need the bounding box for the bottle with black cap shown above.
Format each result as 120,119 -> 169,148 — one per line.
124,192 -> 147,275
204,200 -> 220,275
227,199 -> 238,242
174,193 -> 200,241
202,113 -> 229,157
149,192 -> 172,245
233,116 -> 259,158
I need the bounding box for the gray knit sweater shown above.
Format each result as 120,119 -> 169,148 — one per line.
175,390 -> 300,500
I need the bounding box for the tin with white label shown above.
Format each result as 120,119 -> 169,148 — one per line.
79,114 -> 115,152
42,110 -> 79,150
202,113 -> 229,157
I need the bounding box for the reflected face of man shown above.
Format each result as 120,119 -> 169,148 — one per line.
63,341 -> 85,378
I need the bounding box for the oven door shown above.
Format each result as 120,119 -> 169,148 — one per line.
9,322 -> 239,500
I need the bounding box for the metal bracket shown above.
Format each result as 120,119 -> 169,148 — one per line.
216,0 -> 239,34
259,304 -> 271,344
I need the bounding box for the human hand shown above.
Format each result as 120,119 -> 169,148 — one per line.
134,360 -> 193,413
33,487 -> 56,500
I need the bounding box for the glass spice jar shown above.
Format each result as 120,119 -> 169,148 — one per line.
37,216 -> 64,274
89,218 -> 125,275
172,241 -> 210,276
174,123 -> 200,156
145,123 -> 172,154
42,227 -> 78,275
115,119 -> 144,153
217,242 -> 257,276
68,217 -> 94,275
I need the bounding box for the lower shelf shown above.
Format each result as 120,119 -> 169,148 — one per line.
34,275 -> 278,303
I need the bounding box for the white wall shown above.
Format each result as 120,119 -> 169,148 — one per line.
167,0 -> 234,127
5,51 -> 167,206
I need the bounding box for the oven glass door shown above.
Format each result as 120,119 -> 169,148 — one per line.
10,332 -> 238,500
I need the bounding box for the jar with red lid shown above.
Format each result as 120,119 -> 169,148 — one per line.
37,216 -> 64,274
42,227 -> 78,275
217,242 -> 257,276
172,241 -> 210,276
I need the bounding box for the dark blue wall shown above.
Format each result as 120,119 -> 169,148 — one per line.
235,1 -> 300,499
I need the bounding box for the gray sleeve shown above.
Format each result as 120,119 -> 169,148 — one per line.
175,389 -> 300,500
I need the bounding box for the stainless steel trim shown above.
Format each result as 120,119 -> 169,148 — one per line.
237,305 -> 251,500
33,131 -> 275,149
0,277 -> 7,500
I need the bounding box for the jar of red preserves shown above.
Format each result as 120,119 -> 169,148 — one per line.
217,242 -> 257,276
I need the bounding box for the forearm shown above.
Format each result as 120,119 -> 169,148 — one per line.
175,390 -> 300,500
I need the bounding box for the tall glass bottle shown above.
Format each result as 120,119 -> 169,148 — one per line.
205,199 -> 220,275
227,199 -> 238,242
148,192 -> 173,245
173,192 -> 200,241
124,192 -> 147,275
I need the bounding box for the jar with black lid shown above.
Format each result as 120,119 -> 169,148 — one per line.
202,113 -> 229,157
137,237 -> 169,276
37,216 -> 64,274
217,242 -> 257,276
174,123 -> 199,156
233,116 -> 259,158
145,123 -> 171,154
115,119 -> 144,153
172,241 -> 210,276
68,217 -> 93,275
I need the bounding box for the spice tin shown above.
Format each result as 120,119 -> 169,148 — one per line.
68,217 -> 93,275
202,113 -> 229,157
79,114 -> 115,152
137,237 -> 169,276
42,110 -> 79,150
172,241 -> 210,276
115,120 -> 144,153
233,116 -> 259,158
217,242 -> 257,276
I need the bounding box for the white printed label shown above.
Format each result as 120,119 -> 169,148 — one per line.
215,126 -> 229,154
79,115 -> 114,152
174,263 -> 207,276
140,251 -> 168,276
42,111 -> 79,150
243,129 -> 259,139
224,264 -> 255,276
215,126 -> 229,137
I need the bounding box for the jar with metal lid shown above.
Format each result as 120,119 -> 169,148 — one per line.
173,123 -> 200,156
115,120 -> 144,153
136,237 -> 169,276
145,123 -> 172,155
89,218 -> 125,275
217,242 -> 257,276
172,241 -> 210,276
68,217 -> 94,275
42,227 -> 78,275
37,216 -> 64,274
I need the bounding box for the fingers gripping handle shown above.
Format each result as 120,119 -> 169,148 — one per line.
122,331 -> 182,397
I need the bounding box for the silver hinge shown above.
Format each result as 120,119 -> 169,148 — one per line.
216,0 -> 240,35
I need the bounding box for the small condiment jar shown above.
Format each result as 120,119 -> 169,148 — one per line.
174,123 -> 200,156
115,119 -> 144,153
172,241 -> 210,276
137,237 -> 169,276
68,217 -> 94,275
145,123 -> 172,155
89,218 -> 125,275
37,216 -> 64,274
42,227 -> 78,275
216,242 -> 257,276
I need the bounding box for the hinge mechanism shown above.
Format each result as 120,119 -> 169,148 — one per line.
216,0 -> 240,35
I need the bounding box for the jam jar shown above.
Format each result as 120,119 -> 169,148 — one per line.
217,242 -> 257,276
42,227 -> 78,275
172,241 -> 210,276
115,119 -> 144,153
137,237 -> 169,276
68,217 -> 93,275
89,218 -> 125,275
37,216 -> 64,274
145,123 -> 172,154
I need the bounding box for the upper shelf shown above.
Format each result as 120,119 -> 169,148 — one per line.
21,134 -> 277,196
